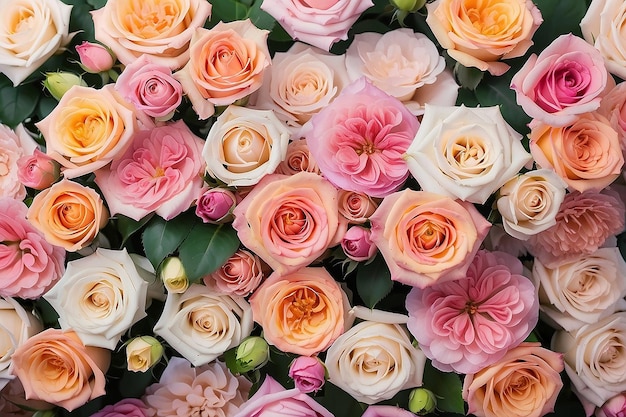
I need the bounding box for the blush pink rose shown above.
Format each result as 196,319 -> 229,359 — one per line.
511,34 -> 612,127
0,124 -> 38,200
288,356 -> 326,393
597,394 -> 626,417
195,188 -> 237,224
275,138 -> 321,176
75,41 -> 115,73
302,77 -> 420,198
406,250 -> 539,374
95,120 -> 205,221
203,249 -> 265,297
92,399 -> 149,417
341,225 -> 377,262
16,149 -> 59,191
362,405 -> 416,417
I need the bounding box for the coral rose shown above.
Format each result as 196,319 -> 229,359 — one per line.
581,0 -> 626,80
203,249 -> 265,297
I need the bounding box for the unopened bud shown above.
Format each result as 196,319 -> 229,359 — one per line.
43,72 -> 86,100
75,41 -> 116,73
126,336 -> 164,372
408,388 -> 437,415
391,0 -> 426,12
225,336 -> 270,374
159,257 -> 189,293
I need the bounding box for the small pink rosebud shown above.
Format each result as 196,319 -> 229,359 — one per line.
288,356 -> 326,393
195,188 -> 237,224
341,225 -> 377,262
75,41 -> 115,73
597,393 -> 626,417
16,149 -> 60,190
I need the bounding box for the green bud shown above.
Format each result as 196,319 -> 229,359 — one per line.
126,336 -> 164,372
159,256 -> 189,293
391,0 -> 426,12
408,388 -> 437,415
43,72 -> 86,101
225,336 -> 270,374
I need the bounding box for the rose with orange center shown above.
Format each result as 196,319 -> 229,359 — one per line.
249,267 -> 351,356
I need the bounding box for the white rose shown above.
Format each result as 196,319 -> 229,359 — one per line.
153,283 -> 253,366
345,29 -> 458,116
0,297 -> 42,390
203,105 -> 290,187
581,0 -> 626,80
404,104 -> 532,204
496,169 -> 567,240
552,312 -> 626,407
535,247 -> 626,331
0,0 -> 73,86
325,306 -> 426,404
0,124 -> 38,200
43,248 -> 151,350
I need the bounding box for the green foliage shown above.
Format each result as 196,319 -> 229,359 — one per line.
356,254 -> 394,308
141,212 -> 195,270
316,383 -> 366,417
210,0 -> 276,32
454,63 -> 484,91
114,214 -> 153,246
531,0 -> 588,52
0,77 -> 39,128
422,361 -> 465,415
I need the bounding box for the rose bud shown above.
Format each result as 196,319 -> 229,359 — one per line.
159,257 -> 189,293
341,226 -> 377,262
289,356 -> 327,394
409,388 -> 437,415
126,336 -> 164,372
195,188 -> 237,224
17,149 -> 60,190
43,72 -> 86,100
225,336 -> 270,374
391,0 -> 425,12
75,41 -> 115,73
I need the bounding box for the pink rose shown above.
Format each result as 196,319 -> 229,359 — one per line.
261,0 -> 373,51
16,149 -> 59,190
232,376 -> 334,417
511,34 -> 612,127
341,225 -> 377,262
597,394 -> 626,417
75,41 -> 114,73
195,188 -> 237,224
95,120 -> 205,221
203,249 -> 265,297
599,81 -> 626,153
0,124 -> 38,200
362,405 -> 416,417
289,356 -> 326,393
275,138 -> 321,176
406,250 -> 539,374
92,399 -> 149,417
337,190 -> 379,224
303,77 -> 419,198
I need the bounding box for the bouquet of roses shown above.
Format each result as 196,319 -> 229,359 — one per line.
1,0 -> 626,416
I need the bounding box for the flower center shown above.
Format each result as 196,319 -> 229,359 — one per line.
464,301 -> 479,315
286,287 -> 322,330
356,140 -> 376,155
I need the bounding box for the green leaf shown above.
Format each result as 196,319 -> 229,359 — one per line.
531,0 -> 588,52
316,383 -> 366,417
247,0 -> 276,32
422,361 -> 465,415
474,73 -> 531,136
0,79 -> 39,128
209,0 -> 249,25
141,212 -> 195,270
178,223 -> 240,282
115,214 -> 153,246
118,368 -> 155,398
356,254 -> 394,309
454,63 -> 485,91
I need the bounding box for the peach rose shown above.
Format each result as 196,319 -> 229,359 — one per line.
26,179 -> 109,252
174,20 -> 271,119
463,342 -> 564,417
11,328 -> 110,411
599,81 -> 626,153
275,138 -> 321,176
581,0 -> 626,80
203,249 -> 265,297
91,0 -> 212,69
249,267 -> 351,356
426,0 -> 542,76
338,190 -> 379,224
36,84 -> 138,179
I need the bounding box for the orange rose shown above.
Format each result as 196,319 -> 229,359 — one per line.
249,267 -> 351,356
27,179 -> 109,252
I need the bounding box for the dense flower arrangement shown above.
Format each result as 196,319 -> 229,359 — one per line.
0,0 -> 625,416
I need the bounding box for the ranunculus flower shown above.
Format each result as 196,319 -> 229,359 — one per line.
75,41 -> 115,73
405,104 -> 532,204
288,356 -> 326,393
426,0 -> 542,75
203,105 -> 290,187
337,190 -> 379,224
249,267 -> 351,356
115,55 -> 183,120
581,0 -> 626,80
511,34 -> 612,127
552,312 -> 626,407
143,356 -> 251,417
496,169 -> 567,240
91,0 -> 212,69
341,225 -> 377,262
16,149 -> 59,191
345,29 -> 457,115
92,398 -> 149,417
36,84 -> 138,179
528,188 -> 626,267
599,82 -> 626,153
174,20 -> 271,119
597,393 -> 626,417
275,138 -> 321,176
529,113 -> 624,192
11,328 -> 110,412
370,189 -> 490,288
303,77 -> 419,198
26,179 -> 109,252
203,249 -> 265,297
463,342 -> 564,417
232,376 -> 334,417
0,124 -> 38,200
43,248 -> 152,350
232,172 -> 345,275
0,0 -> 73,86
260,0 -> 373,51
326,306 -> 426,404
406,250 -> 539,374
362,405 -> 416,417
95,120 -> 205,221
153,284 -> 253,366
535,247 -> 626,331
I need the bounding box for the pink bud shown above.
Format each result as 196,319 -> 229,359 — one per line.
17,149 -> 59,190
75,41 -> 115,73
288,356 -> 326,393
341,226 -> 377,262
195,188 -> 237,224
597,394 -> 626,417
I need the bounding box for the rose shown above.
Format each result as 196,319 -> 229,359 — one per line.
404,104 -> 532,204
288,356 -> 326,393
11,328 -> 110,411
369,189 -> 490,288
153,283 -> 253,366
203,105 -> 290,187
261,0 -> 373,51
463,342 -> 564,417
95,120 -> 205,221
535,247 -> 626,331
26,178 -> 108,252
345,29 -> 458,115
158,256 -> 188,294
249,267 -> 351,356
325,306 -> 426,404
174,20 -> 271,120
302,77 -> 420,198
115,55 -> 183,120
0,0 -> 73,86
406,250 -> 539,374
232,172 -> 345,275
496,169 -> 567,240
203,249 -> 265,297
0,124 -> 38,200
425,0 -> 542,76
581,0 -> 626,80
16,149 -> 59,191
126,336 -> 163,373
338,190 -> 379,224
275,138 -> 321,176
341,225 -> 377,262
92,399 -> 149,417
43,71 -> 87,100
362,405 -> 417,417
195,188 -> 237,224
529,113 -> 624,192
75,41 -> 114,73
599,82 -> 626,152
91,0 -> 212,69
597,394 -> 626,417
36,84 -> 138,179
511,34 -> 612,127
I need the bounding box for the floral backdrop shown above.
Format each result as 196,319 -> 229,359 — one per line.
0,0 -> 625,416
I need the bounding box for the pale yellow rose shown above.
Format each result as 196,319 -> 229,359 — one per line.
126,336 -> 163,372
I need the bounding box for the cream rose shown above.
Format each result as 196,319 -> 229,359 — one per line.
0,0 -> 73,86
581,0 -> 626,80
404,104 -> 532,204
203,105 -> 290,187
326,306 -> 426,404
153,283 -> 253,367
